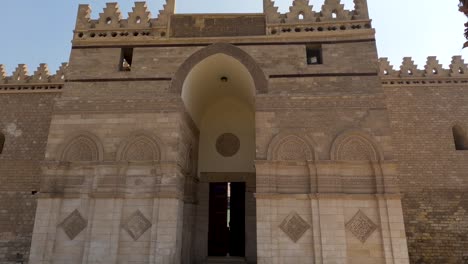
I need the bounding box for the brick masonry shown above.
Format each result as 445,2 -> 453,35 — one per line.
0,93 -> 57,263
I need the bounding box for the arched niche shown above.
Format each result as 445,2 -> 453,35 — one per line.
179,49 -> 259,174
116,131 -> 164,162
59,132 -> 104,162
330,130 -> 383,162
267,133 -> 316,161
171,43 -> 268,96
330,130 -> 383,194
266,133 -> 316,194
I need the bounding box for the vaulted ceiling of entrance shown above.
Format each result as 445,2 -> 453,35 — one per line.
181,54 -> 255,126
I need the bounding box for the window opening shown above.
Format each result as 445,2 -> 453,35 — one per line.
332,12 -> 337,19
298,13 -> 304,20
120,48 -> 134,71
306,45 -> 323,65
453,125 -> 468,150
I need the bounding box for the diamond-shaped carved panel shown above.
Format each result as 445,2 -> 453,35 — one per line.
346,210 -> 378,243
122,210 -> 152,241
59,209 -> 87,240
279,212 -> 310,243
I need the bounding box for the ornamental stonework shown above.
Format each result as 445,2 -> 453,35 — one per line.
59,209 -> 87,240
122,210 -> 152,241
346,210 -> 378,243
216,133 -> 240,157
64,137 -> 97,161
279,212 -> 310,243
125,137 -> 157,161
277,139 -> 311,161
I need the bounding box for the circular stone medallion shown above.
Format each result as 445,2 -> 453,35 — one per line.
216,133 -> 240,157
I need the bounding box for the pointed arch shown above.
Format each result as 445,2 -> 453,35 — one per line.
0,132 -> 5,154
116,131 -> 164,162
60,132 -> 104,162
452,124 -> 468,150
170,43 -> 268,95
330,130 -> 382,161
267,132 -> 316,161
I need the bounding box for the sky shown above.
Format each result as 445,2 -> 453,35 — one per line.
0,0 -> 466,74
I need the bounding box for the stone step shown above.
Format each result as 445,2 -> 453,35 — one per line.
205,256 -> 247,264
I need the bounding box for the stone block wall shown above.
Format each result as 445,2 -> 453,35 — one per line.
0,93 -> 58,263
384,84 -> 468,263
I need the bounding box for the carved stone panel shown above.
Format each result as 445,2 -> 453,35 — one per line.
59,209 -> 87,240
122,210 -> 152,241
346,210 -> 377,243
216,133 -> 240,157
279,212 -> 310,243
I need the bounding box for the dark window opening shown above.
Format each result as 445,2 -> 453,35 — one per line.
453,125 -> 468,150
120,48 -> 133,71
306,45 -> 323,65
0,133 -> 4,155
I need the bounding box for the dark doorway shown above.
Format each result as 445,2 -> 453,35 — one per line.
208,182 -> 246,257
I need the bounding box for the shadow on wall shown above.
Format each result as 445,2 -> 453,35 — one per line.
0,132 -> 4,154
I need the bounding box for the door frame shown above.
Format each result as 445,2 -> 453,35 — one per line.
194,172 -> 256,261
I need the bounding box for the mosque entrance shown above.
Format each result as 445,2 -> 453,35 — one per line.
208,182 -> 246,257
178,45 -> 265,263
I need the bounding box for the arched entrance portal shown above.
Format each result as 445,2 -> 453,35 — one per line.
178,46 -> 260,263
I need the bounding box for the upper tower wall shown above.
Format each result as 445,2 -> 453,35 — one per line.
72,0 -> 372,44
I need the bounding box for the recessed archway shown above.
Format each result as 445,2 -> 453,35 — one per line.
181,52 -> 257,174
178,44 -> 260,263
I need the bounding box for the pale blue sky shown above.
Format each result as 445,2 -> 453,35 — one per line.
0,0 -> 466,74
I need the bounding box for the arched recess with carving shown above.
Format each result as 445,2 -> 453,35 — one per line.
330,130 -> 383,162
116,131 -> 164,162
171,43 -> 268,95
267,133 -> 316,161
59,132 -> 104,162
330,130 -> 382,194
0,132 -> 5,155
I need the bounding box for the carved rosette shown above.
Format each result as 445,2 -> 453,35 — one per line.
345,210 -> 377,243
279,212 -> 311,243
122,210 -> 152,241
59,209 -> 88,240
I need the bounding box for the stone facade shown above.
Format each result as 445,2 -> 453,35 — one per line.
0,0 -> 465,263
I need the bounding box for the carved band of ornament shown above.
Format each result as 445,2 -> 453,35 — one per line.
381,79 -> 468,87
74,28 -> 167,41
267,20 -> 371,35
0,84 -> 64,93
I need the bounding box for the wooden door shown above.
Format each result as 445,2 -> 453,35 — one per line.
229,182 -> 245,257
208,182 -> 229,256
